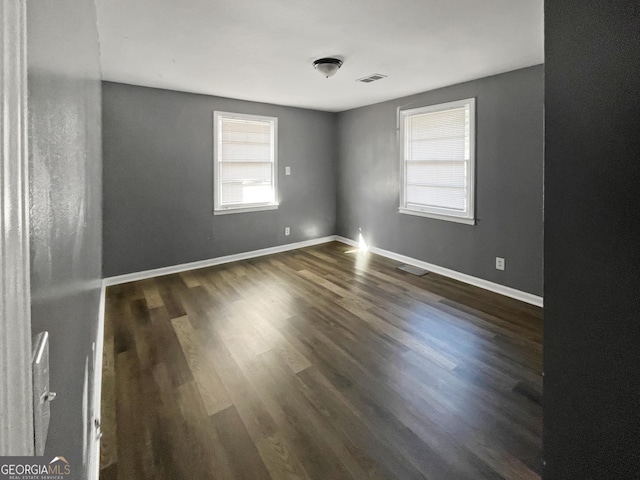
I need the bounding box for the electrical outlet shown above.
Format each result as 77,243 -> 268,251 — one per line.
496,257 -> 505,271
285,166 -> 291,175
285,227 -> 290,236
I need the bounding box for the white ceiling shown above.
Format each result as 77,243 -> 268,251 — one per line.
96,0 -> 543,112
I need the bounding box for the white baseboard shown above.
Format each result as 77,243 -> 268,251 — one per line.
103,236 -> 338,286
334,236 -> 543,307
103,233 -> 543,306
89,283 -> 106,480
334,236 -> 359,248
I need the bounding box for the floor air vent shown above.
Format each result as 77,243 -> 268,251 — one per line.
397,264 -> 429,276
357,73 -> 387,83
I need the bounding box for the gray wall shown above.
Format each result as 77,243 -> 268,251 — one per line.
336,66 -> 544,296
544,2 -> 640,478
102,82 -> 337,277
27,0 -> 102,476
103,68 -> 543,295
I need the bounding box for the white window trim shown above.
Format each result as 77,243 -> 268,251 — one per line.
398,97 -> 476,225
213,204 -> 278,215
213,111 -> 278,215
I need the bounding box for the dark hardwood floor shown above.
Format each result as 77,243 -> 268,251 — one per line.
100,241 -> 542,480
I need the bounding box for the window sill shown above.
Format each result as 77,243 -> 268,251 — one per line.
399,207 -> 475,225
214,204 -> 279,215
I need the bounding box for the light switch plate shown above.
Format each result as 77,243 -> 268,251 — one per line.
285,166 -> 291,175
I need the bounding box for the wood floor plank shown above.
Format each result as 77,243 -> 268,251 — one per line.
147,306 -> 193,387
254,431 -> 311,480
197,316 -> 311,480
100,462 -> 117,480
101,241 -> 542,480
141,279 -> 164,309
175,379 -> 237,479
99,336 -> 117,469
295,366 -> 430,480
234,352 -> 356,479
210,406 -> 272,479
171,315 -> 233,415
114,351 -> 151,479
259,348 -> 386,480
100,292 -> 119,470
179,270 -> 201,288
277,311 -> 504,480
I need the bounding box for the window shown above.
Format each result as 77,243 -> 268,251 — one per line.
399,98 -> 476,225
213,111 -> 278,214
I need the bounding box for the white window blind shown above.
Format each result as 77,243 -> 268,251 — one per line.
399,98 -> 475,224
214,112 -> 278,214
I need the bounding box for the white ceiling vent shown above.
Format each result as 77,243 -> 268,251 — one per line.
356,73 -> 387,83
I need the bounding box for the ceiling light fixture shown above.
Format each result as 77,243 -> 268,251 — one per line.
313,58 -> 343,78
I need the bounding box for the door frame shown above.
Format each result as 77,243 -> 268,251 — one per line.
0,0 -> 34,455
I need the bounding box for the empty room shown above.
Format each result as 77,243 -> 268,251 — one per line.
1,1 -> 638,480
